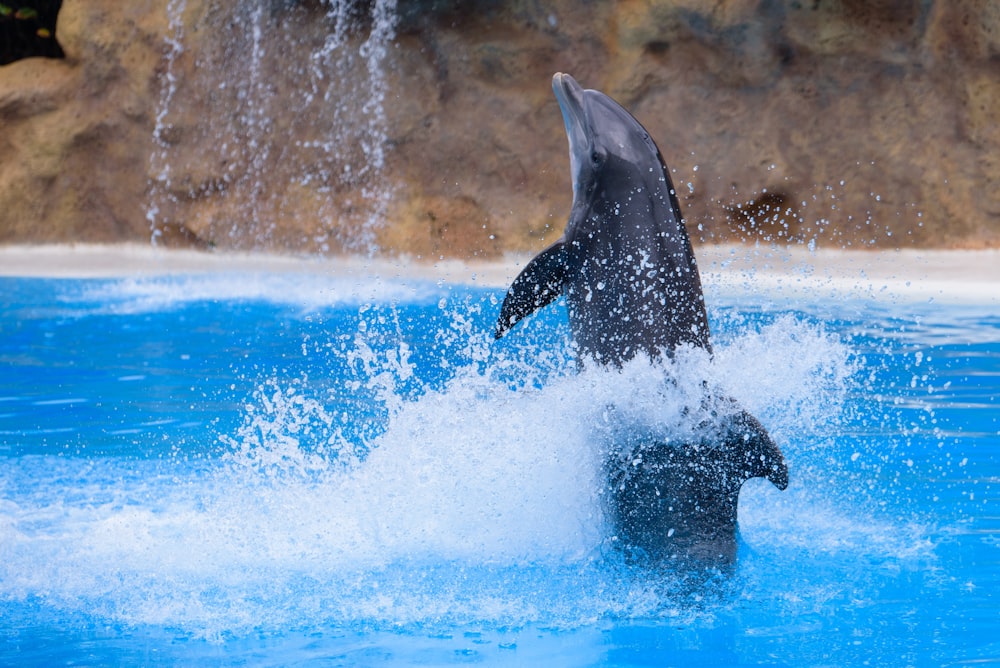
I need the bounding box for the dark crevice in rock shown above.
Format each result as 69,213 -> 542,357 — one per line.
0,0 -> 64,66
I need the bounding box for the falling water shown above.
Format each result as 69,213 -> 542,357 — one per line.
243,2 -> 271,241
145,0 -> 399,254
309,0 -> 399,253
145,0 -> 187,247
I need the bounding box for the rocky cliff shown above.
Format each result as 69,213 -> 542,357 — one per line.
1,0 -> 998,257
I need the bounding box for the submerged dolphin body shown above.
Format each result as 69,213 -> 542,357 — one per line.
494,73 -> 788,567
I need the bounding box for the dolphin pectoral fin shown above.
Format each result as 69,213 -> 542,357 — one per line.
494,240 -> 569,339
729,409 -> 789,491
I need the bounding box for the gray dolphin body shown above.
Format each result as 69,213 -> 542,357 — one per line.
494,73 -> 788,567
495,74 -> 711,364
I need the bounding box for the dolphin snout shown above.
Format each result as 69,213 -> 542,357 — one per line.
552,72 -> 585,124
552,72 -> 582,95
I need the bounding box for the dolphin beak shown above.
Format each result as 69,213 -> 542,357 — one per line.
552,72 -> 584,116
552,73 -> 589,176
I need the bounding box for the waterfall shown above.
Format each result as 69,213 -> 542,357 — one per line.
309,0 -> 399,254
146,0 -> 188,248
146,0 -> 399,255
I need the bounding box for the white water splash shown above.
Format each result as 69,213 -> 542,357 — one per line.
0,304 -> 933,639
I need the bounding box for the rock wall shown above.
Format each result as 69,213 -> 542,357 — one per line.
1,0 -> 998,256
0,1 -> 165,244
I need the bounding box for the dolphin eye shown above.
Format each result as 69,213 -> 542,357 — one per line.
591,151 -> 602,164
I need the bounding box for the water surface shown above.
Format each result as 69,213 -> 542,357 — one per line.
1,273 -> 997,665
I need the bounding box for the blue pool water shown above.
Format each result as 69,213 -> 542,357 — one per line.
0,270 -> 997,665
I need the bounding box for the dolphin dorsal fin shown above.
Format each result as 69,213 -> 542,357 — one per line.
726,409 -> 788,490
494,240 -> 568,339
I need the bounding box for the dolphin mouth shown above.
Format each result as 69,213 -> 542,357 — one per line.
552,73 -> 589,178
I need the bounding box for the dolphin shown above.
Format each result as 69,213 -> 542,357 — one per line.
606,403 -> 787,566
493,73 -> 788,567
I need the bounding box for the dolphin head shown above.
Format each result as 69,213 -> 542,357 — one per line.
552,73 -> 666,217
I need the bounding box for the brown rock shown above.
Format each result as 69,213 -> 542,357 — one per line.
961,70 -> 1000,148
0,58 -> 74,118
783,0 -> 927,60
382,192 -> 500,259
0,0 -> 998,254
925,0 -> 1000,61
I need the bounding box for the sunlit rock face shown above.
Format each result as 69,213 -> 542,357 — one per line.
0,1 -> 167,244
0,0 -> 998,253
